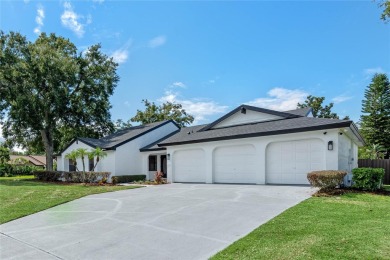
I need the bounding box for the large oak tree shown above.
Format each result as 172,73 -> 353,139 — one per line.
0,32 -> 118,170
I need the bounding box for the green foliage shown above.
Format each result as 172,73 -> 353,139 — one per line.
62,171 -> 111,183
114,175 -> 146,183
114,119 -> 132,130
379,0 -> 390,21
360,73 -> 390,158
130,99 -> 194,127
352,167 -> 385,191
65,150 -> 79,171
88,147 -> 107,171
297,95 -> 341,119
0,31 -> 118,170
33,171 -> 63,182
0,145 -> 10,164
307,170 -> 347,191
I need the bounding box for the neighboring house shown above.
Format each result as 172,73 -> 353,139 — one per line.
57,105 -> 364,185
9,155 -> 46,168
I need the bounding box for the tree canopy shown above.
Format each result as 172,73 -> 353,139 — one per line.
297,95 -> 342,119
379,0 -> 390,22
130,99 -> 194,127
0,31 -> 118,170
360,73 -> 390,158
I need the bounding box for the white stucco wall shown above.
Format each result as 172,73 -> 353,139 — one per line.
114,122 -> 178,176
166,129 -> 343,184
57,140 -> 96,172
213,110 -> 283,128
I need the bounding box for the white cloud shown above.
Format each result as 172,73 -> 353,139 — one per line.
148,35 -> 166,48
246,87 -> 308,111
332,95 -> 353,104
61,2 -> 89,37
33,5 -> 45,35
171,82 -> 186,88
364,67 -> 385,75
111,40 -> 132,64
158,91 -> 228,124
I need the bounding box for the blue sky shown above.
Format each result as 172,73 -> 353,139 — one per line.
1,0 -> 389,127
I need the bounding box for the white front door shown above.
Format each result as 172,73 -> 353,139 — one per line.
266,139 -> 325,184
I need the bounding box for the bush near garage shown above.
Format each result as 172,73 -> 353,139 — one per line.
307,170 -> 347,191
352,168 -> 385,191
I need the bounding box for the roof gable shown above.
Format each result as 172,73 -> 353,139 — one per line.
200,105 -> 300,131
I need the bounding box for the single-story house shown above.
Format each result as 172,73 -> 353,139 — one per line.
57,104 -> 364,185
10,155 -> 46,168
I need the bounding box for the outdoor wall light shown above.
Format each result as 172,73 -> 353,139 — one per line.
167,154 -> 170,160
328,141 -> 334,151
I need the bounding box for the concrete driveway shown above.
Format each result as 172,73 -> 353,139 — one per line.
0,184 -> 314,260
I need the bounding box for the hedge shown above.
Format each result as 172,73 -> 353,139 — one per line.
307,170 -> 347,191
113,175 -> 146,183
352,168 -> 385,191
33,171 -> 111,183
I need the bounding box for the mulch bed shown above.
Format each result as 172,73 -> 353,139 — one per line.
314,188 -> 390,197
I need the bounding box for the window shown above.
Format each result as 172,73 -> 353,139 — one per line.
69,159 -> 76,171
89,158 -> 94,171
148,155 -> 157,171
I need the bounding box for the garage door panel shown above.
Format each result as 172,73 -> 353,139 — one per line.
214,145 -> 257,184
266,139 -> 325,185
173,149 -> 206,183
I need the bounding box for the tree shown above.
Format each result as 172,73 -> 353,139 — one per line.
0,144 -> 10,165
0,32 -> 118,170
297,95 -> 340,119
131,99 -> 194,127
360,73 -> 390,158
114,119 -> 132,130
379,0 -> 390,22
88,147 -> 107,171
76,148 -> 89,172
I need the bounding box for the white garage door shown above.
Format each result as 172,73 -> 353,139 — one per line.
266,139 -> 325,185
214,145 -> 257,184
173,149 -> 206,183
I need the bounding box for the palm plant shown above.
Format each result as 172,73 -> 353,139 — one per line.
366,144 -> 386,159
76,148 -> 89,172
65,150 -> 79,171
88,147 -> 107,171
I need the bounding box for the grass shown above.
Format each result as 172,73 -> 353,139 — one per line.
0,175 -> 141,224
212,191 -> 390,260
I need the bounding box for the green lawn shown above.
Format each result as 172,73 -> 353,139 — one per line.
212,192 -> 390,260
0,176 -> 141,224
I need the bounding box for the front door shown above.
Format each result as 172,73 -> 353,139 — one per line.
160,155 -> 167,177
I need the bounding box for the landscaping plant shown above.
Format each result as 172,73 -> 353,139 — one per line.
352,167 -> 385,191
307,170 -> 347,191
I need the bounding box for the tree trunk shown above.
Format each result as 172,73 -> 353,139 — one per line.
41,129 -> 54,171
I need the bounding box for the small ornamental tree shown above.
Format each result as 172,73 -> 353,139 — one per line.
88,147 -> 107,171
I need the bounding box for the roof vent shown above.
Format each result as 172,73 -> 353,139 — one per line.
241,107 -> 246,114
187,131 -> 191,135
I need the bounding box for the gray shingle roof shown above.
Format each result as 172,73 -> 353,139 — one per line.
158,117 -> 353,146
78,120 -> 176,150
284,107 -> 312,117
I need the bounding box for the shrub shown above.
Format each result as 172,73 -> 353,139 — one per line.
33,171 -> 63,181
63,171 -> 110,183
111,176 -> 118,185
154,171 -> 164,184
352,168 -> 385,191
114,175 -> 146,183
307,170 -> 347,191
